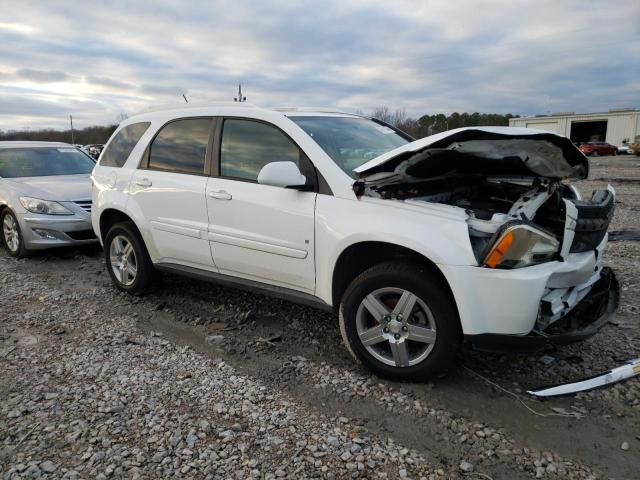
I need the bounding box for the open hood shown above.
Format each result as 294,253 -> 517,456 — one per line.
354,127 -> 589,183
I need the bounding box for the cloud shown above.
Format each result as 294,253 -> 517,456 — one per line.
86,75 -> 134,90
0,0 -> 638,130
15,68 -> 69,83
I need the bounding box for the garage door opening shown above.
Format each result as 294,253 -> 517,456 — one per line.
570,120 -> 607,144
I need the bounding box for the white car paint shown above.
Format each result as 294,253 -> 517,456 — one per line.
91,104 -> 608,338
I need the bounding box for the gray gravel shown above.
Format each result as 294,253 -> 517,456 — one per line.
1,156 -> 639,479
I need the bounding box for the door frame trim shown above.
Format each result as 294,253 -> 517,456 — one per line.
207,230 -> 308,258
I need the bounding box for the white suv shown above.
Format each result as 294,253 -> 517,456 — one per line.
91,104 -> 618,380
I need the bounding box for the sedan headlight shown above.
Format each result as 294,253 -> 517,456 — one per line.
484,223 -> 559,269
19,197 -> 72,215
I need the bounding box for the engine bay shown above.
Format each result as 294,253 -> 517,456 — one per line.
369,174 -> 571,262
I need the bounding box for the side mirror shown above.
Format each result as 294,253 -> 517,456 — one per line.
257,161 -> 310,190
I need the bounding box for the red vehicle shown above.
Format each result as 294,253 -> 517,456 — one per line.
579,141 -> 617,156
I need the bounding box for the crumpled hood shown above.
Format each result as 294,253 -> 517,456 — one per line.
354,127 -> 589,183
4,174 -> 92,201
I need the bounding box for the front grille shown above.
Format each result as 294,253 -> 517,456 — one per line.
73,199 -> 92,213
66,230 -> 97,241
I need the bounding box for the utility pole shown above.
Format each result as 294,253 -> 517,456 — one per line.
234,84 -> 246,103
70,115 -> 75,144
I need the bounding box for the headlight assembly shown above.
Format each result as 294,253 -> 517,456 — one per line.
19,197 -> 72,215
484,223 -> 559,269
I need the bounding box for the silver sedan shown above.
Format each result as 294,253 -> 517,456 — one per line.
0,141 -> 98,258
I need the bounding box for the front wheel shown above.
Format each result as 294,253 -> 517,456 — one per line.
104,222 -> 157,295
339,262 -> 461,381
1,209 -> 30,258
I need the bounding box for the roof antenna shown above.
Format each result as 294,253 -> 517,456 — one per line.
182,94 -> 189,103
234,84 -> 247,103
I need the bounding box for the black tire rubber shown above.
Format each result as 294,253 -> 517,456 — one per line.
104,221 -> 158,295
339,262 -> 461,381
1,209 -> 30,259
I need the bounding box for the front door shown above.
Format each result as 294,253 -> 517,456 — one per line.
206,118 -> 316,292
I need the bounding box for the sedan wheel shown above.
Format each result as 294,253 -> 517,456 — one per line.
356,287 -> 436,368
2,213 -> 20,253
1,209 -> 28,258
109,234 -> 138,286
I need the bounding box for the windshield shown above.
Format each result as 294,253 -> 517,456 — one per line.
289,116 -> 410,177
0,147 -> 95,178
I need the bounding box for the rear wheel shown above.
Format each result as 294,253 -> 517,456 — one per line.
1,209 -> 29,258
339,262 -> 460,381
104,222 -> 157,295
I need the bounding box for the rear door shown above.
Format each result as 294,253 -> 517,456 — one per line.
130,117 -> 216,269
205,118 -> 317,292
93,121 -> 151,196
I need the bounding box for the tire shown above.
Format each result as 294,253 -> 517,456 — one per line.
339,262 -> 461,381
104,221 -> 158,295
1,209 -> 30,259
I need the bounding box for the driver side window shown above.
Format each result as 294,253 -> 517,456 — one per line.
220,119 -> 300,181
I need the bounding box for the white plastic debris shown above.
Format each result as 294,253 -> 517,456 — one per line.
528,358 -> 640,397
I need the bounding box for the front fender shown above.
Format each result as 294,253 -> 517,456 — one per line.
314,195 -> 476,305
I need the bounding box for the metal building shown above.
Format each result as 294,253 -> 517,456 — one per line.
509,108 -> 640,147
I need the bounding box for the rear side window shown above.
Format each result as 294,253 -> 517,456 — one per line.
220,119 -> 300,181
148,118 -> 212,175
100,122 -> 150,168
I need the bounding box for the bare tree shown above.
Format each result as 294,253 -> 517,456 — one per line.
371,107 -> 421,138
371,106 -> 392,124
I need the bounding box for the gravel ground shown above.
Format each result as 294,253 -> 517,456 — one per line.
1,156 -> 639,479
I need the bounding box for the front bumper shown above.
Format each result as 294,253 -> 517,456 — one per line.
465,267 -> 619,353
18,213 -> 98,250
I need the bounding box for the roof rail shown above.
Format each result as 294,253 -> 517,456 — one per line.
274,106 -> 357,115
133,101 -> 258,116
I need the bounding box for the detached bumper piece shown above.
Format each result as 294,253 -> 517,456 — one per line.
528,358 -> 640,397
570,189 -> 615,253
466,267 -> 619,353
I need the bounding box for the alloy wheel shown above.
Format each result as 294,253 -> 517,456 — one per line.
355,287 -> 436,367
2,214 -> 20,252
109,235 -> 138,286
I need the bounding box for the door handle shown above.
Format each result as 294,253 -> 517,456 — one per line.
208,190 -> 232,200
135,178 -> 152,188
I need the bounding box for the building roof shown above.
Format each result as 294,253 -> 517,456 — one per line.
514,109 -> 639,121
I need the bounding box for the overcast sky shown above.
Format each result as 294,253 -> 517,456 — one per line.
0,0 -> 638,130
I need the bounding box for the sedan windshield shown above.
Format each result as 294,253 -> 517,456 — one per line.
289,116 -> 410,177
0,147 -> 95,178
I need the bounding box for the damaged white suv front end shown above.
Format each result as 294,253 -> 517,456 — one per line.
355,127 -> 619,352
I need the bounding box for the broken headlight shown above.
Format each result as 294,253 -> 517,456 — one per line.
484,223 -> 559,269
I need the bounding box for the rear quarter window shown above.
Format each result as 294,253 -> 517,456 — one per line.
100,122 -> 151,168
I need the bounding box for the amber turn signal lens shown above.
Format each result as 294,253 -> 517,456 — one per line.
485,231 -> 514,268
